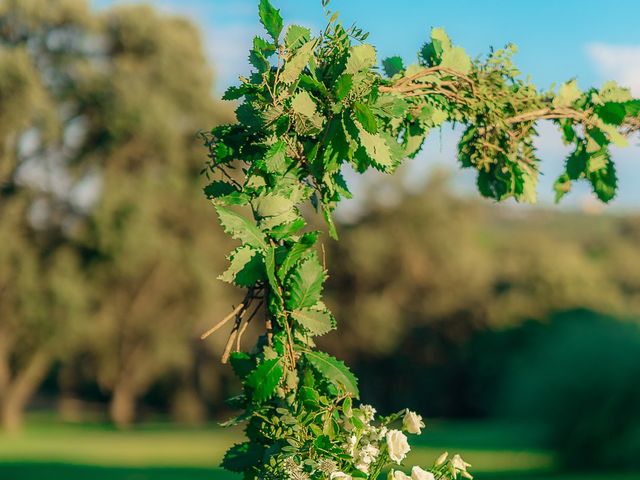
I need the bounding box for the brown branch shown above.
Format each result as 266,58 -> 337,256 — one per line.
222,308 -> 247,364
236,300 -> 263,351
200,303 -> 245,340
392,65 -> 474,88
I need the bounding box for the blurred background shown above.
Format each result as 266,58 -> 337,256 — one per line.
1,0 -> 640,479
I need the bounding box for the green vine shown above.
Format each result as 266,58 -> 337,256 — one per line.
200,1 -> 640,478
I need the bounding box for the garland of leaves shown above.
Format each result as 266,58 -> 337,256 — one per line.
200,1 -> 640,478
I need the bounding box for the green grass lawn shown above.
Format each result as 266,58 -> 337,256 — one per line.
0,416 -> 635,480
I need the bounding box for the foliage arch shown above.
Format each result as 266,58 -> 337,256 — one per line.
201,1 -> 640,478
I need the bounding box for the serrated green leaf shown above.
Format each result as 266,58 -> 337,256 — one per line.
263,140 -> 289,173
345,44 -> 376,74
334,74 -> 353,101
291,308 -> 335,335
553,173 -> 572,203
354,102 -> 377,134
278,232 -> 318,280
280,39 -> 315,84
205,181 -> 250,206
258,0 -> 283,42
553,80 -> 581,107
229,352 -> 255,380
305,351 -> 359,398
354,121 -> 393,170
219,245 -> 266,287
600,124 -> 628,147
291,90 -> 318,118
216,206 -> 266,249
222,442 -> 265,472
624,99 -> 640,116
285,24 -> 310,50
264,245 -> 282,301
269,218 -> 306,241
382,56 -> 404,77
246,358 -> 284,402
286,252 -> 324,309
254,193 -> 299,229
421,27 -> 451,64
595,102 -> 627,125
440,46 -> 471,74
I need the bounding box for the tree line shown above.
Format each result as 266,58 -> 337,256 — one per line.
2,0 -> 640,432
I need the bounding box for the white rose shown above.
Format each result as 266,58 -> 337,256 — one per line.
388,470 -> 411,480
386,429 -> 411,464
330,472 -> 352,480
403,409 -> 425,435
411,466 -> 435,480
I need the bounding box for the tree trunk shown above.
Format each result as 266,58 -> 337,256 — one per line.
0,350 -> 51,433
109,380 -> 137,428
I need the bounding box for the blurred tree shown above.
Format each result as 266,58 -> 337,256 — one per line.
0,0 -> 233,429
324,172 -> 640,415
0,0 -> 95,432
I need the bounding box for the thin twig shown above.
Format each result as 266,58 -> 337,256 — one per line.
200,303 -> 245,339
236,300 -> 263,351
222,308 -> 247,364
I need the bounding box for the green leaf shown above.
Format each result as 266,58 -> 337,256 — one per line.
216,206 -> 266,249
204,181 -> 249,206
291,90 -> 318,118
595,102 -> 627,125
286,252 -> 324,309
625,99 -> 640,116
269,217 -> 307,241
263,140 -> 289,173
229,352 -> 255,380
354,102 -> 377,134
345,44 -> 376,74
588,155 -> 617,202
334,74 -> 353,101
278,232 -> 318,281
246,358 -> 284,402
305,350 -> 359,398
258,0 -> 283,42
421,27 -> 451,65
354,121 -> 393,170
222,442 -> 265,472
291,308 -> 335,336
553,80 -> 581,107
285,25 -> 310,50
280,39 -> 315,85
264,245 -> 282,301
600,124 -> 628,147
440,46 -> 471,74
219,246 -> 266,287
322,205 -> 339,240
382,56 -> 404,77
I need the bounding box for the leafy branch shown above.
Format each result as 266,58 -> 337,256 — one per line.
200,1 -> 640,478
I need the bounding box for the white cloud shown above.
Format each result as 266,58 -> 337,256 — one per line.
586,43 -> 640,95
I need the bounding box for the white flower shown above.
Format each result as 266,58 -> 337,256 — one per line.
411,466 -> 435,480
346,434 -> 358,456
451,454 -> 472,472
330,472 -> 352,480
354,442 -> 380,473
403,410 -> 425,435
386,429 -> 411,464
434,452 -> 448,467
388,470 -> 411,480
360,404 -> 376,423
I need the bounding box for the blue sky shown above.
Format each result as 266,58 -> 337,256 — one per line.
93,0 -> 640,211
